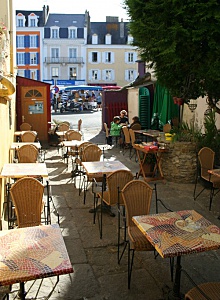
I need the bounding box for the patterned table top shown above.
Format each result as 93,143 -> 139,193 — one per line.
10,142 -> 41,150
81,160 -> 130,176
132,210 -> 220,258
0,163 -> 48,178
0,224 -> 73,286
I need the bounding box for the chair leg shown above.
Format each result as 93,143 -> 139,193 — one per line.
128,242 -> 135,289
117,204 -> 127,264
209,188 -> 215,211
170,257 -> 174,282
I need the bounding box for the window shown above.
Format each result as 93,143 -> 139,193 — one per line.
92,34 -> 98,44
51,48 -> 59,62
92,70 -> 98,80
92,52 -> 98,62
105,70 -> 112,80
105,34 -> 112,45
128,70 -> 134,81
69,48 -> 77,61
51,28 -> 59,39
30,70 -> 37,80
128,53 -> 134,63
127,34 -> 134,44
17,53 -> 25,65
30,19 -> 36,27
17,69 -> 25,77
69,29 -> 76,39
17,36 -> 24,48
105,52 -> 111,63
18,19 -> 24,27
51,67 -> 59,77
30,35 -> 37,48
30,53 -> 37,65
69,67 -> 77,79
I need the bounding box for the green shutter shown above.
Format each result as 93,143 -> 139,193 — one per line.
139,87 -> 150,129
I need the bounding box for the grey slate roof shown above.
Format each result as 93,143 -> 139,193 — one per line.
16,10 -> 44,27
44,14 -> 86,28
87,21 -> 131,45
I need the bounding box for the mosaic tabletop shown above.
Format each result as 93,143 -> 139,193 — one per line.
0,224 -> 73,286
132,210 -> 220,258
81,160 -> 130,176
0,163 -> 48,178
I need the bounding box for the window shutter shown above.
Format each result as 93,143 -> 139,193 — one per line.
139,87 -> 151,129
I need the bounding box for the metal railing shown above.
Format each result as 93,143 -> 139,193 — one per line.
44,57 -> 84,64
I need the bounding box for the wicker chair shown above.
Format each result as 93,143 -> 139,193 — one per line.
81,144 -> 103,204
17,144 -> 39,163
58,122 -> 70,132
94,170 -> 134,240
129,129 -> 137,161
78,118 -> 82,131
10,177 -> 44,228
66,130 -> 82,141
104,122 -> 110,143
21,131 -> 37,142
185,282 -> 220,300
73,141 -> 93,187
20,122 -> 32,131
193,147 -> 220,210
122,126 -> 131,156
121,180 -> 154,289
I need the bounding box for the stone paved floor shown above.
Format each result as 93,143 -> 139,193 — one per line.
3,129 -> 220,300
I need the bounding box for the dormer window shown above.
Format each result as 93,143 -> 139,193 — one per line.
68,27 -> 77,39
105,33 -> 112,45
28,13 -> 38,27
127,34 -> 134,45
51,27 -> 59,39
92,34 -> 98,45
16,13 -> 25,27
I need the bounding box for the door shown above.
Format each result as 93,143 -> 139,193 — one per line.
21,86 -> 48,141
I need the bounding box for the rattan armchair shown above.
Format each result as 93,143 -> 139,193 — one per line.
185,282 -> 220,300
94,170 -> 134,240
58,122 -> 70,132
20,122 -> 32,131
121,180 -> 154,289
17,144 -> 39,163
122,126 -> 131,156
21,131 -> 37,142
193,147 -> 220,210
10,177 -> 45,228
81,144 -> 103,204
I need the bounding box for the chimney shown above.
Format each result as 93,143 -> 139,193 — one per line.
136,60 -> 145,77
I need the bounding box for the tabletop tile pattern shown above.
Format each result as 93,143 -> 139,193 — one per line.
0,224 -> 73,286
132,210 -> 220,258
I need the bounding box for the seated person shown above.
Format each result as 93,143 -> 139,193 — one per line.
110,116 -> 122,136
129,116 -> 142,130
119,110 -> 128,125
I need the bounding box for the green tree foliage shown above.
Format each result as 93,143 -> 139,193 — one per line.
124,0 -> 220,112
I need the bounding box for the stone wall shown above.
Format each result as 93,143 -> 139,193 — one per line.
161,142 -> 197,183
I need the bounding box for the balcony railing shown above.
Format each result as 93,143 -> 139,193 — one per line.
45,57 -> 84,64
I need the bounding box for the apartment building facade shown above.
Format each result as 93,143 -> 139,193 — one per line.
16,9 -> 139,87
16,6 -> 49,81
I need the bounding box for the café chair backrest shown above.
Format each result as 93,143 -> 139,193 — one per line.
10,177 -> 44,228
82,144 -> 102,162
66,130 -> 82,141
20,122 -> 32,131
58,123 -> 70,132
21,131 -> 37,142
17,144 -> 39,163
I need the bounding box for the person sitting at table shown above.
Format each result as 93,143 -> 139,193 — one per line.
119,110 -> 129,125
128,116 -> 142,130
110,116 -> 123,146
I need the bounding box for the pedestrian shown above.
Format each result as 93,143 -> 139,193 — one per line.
96,93 -> 102,110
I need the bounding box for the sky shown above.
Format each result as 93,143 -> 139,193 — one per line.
14,0 -> 130,22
